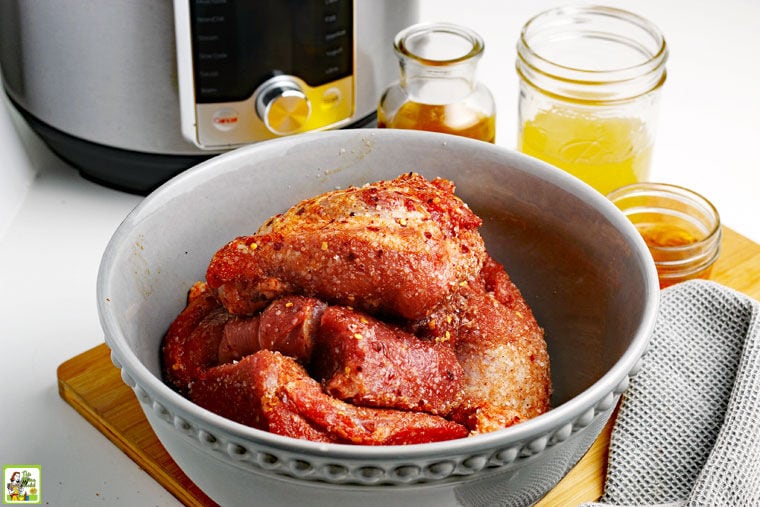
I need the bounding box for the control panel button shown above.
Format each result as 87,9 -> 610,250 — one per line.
321,87 -> 342,110
211,108 -> 239,131
255,77 -> 312,136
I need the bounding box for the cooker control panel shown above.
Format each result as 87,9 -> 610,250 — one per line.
174,0 -> 355,149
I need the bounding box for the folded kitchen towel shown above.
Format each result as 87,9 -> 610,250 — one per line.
583,279 -> 760,507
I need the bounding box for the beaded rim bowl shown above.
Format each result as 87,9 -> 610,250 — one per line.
98,129 -> 658,503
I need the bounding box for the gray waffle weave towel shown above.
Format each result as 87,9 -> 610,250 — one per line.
583,279 -> 760,507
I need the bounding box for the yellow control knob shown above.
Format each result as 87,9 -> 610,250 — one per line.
255,77 -> 311,136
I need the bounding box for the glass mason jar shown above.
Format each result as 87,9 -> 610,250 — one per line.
607,182 -> 722,289
516,6 -> 668,195
378,22 -> 496,143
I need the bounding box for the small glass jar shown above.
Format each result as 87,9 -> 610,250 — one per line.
516,6 -> 668,195
607,183 -> 722,289
378,22 -> 496,143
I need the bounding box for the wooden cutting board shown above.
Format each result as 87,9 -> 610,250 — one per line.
57,227 -> 760,507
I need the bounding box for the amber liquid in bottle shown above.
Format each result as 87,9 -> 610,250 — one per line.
378,101 -> 496,143
379,23 -> 496,144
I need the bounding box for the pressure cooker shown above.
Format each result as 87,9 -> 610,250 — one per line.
0,0 -> 418,193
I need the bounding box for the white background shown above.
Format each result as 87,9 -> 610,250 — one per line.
1,1 -> 759,505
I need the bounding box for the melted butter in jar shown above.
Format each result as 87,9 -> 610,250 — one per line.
515,6 -> 667,194
519,109 -> 652,195
607,183 -> 721,289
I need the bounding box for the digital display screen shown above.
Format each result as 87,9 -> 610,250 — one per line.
190,0 -> 354,103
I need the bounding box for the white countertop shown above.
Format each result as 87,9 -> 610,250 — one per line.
1,1 -> 759,505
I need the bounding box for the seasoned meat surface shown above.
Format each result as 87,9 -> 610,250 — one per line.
205,173 -> 486,320
162,283 -> 227,394
313,306 -> 463,416
162,173 -> 552,444
408,254 -> 551,434
452,262 -> 551,434
191,350 -> 469,444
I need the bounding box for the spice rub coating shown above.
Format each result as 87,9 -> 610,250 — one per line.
313,306 -> 463,416
205,172 -> 486,320
190,349 -> 468,445
162,173 -> 552,444
452,256 -> 552,433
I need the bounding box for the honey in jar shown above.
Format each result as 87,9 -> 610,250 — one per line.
378,22 -> 496,143
607,183 -> 722,289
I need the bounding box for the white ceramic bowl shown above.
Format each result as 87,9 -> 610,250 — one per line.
98,129 -> 659,506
